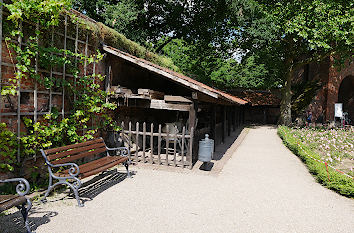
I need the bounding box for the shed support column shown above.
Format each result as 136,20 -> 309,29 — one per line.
188,100 -> 197,134
222,106 -> 226,143
232,107 -> 236,131
210,105 -> 216,139
227,107 -> 231,136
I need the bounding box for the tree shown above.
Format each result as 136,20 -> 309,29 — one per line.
229,0 -> 353,125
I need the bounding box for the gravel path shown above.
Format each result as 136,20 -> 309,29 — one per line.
2,126 -> 353,233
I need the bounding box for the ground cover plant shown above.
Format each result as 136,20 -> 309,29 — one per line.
278,126 -> 354,197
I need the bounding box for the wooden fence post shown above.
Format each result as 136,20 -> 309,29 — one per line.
135,122 -> 139,162
143,122 -> 146,163
158,124 -> 161,165
150,123 -> 154,164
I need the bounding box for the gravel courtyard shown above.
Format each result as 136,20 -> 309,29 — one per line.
1,126 -> 353,233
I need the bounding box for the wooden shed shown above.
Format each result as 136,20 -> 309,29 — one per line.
103,45 -> 247,168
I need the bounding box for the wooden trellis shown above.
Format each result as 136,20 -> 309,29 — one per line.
0,8 -> 95,162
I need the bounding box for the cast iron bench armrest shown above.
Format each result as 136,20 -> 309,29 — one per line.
41,149 -> 80,177
106,146 -> 130,157
0,178 -> 30,196
48,162 -> 80,177
0,178 -> 32,232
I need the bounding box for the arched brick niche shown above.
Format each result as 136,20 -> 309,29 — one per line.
325,58 -> 354,121
338,75 -> 354,122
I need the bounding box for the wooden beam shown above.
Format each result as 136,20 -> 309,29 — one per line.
150,99 -> 191,112
164,95 -> 192,103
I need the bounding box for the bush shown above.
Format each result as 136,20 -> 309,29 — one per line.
278,126 -> 354,197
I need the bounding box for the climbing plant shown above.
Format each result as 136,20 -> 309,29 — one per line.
0,0 -> 118,172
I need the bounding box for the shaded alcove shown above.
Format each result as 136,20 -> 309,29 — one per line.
338,75 -> 354,123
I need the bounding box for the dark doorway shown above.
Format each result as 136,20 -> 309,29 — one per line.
338,76 -> 354,123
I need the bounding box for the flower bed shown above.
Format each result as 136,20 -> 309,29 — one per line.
289,126 -> 354,177
278,126 -> 354,197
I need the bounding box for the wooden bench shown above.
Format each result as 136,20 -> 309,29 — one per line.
40,137 -> 131,207
0,178 -> 32,233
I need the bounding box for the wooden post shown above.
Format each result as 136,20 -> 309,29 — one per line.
188,101 -> 197,133
135,122 -> 139,162
62,15 -> 67,118
227,107 -> 231,136
150,123 -> 154,164
181,126 -> 186,168
128,121 -> 132,160
158,124 -> 161,165
173,132 -> 177,167
142,122 -> 146,163
188,127 -> 194,169
232,107 -> 236,131
210,105 -> 216,141
34,23 -> 39,123
222,106 -> 226,143
165,124 -> 169,166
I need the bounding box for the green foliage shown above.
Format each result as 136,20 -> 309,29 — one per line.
0,123 -> 18,172
103,0 -> 140,37
0,0 -> 119,172
229,0 -> 353,124
278,126 -> 354,197
4,0 -> 72,27
98,22 -> 179,71
210,55 -> 279,89
291,80 -> 323,117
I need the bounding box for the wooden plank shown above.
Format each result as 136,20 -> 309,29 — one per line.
135,122 -> 139,162
158,124 -> 161,165
150,99 -> 191,112
181,127 -> 185,168
142,122 -> 146,163
48,142 -> 106,161
51,146 -> 106,165
80,156 -> 128,178
173,133 -> 177,167
45,138 -> 104,155
165,125 -> 169,166
164,95 -> 192,103
138,89 -> 164,99
150,123 -> 154,164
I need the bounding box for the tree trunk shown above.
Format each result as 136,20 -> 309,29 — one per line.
279,63 -> 294,126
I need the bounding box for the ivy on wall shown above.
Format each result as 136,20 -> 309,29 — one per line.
0,0 -> 118,173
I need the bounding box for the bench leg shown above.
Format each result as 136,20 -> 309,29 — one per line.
67,182 -> 84,207
41,175 -> 53,203
17,198 -> 32,233
124,161 -> 131,178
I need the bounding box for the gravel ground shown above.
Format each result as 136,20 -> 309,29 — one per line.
1,126 -> 353,233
